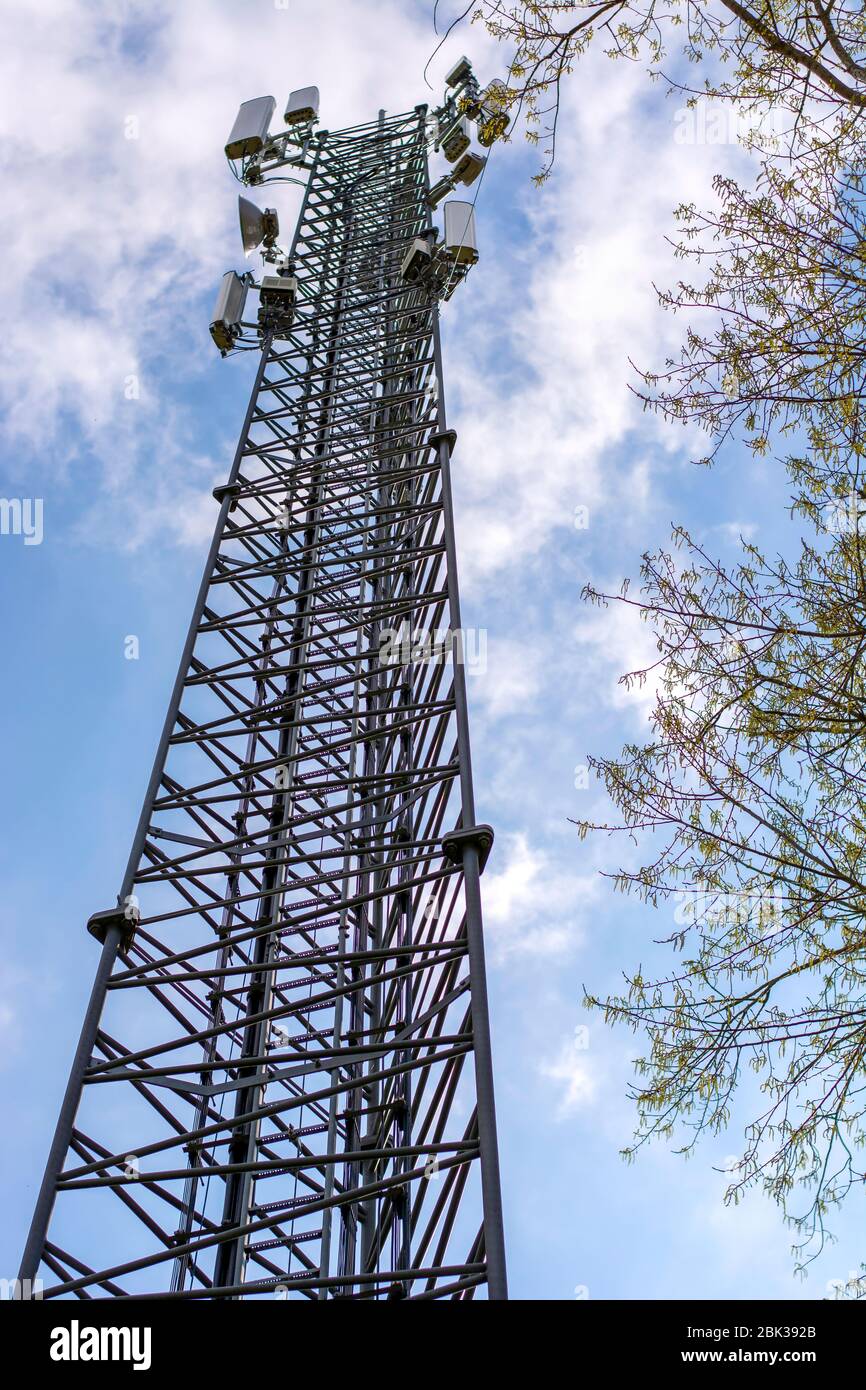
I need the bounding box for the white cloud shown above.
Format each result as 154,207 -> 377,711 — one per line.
539,1037 -> 598,1118
470,634 -> 543,719
482,830 -> 595,962
714,520 -> 759,544
0,1 -> 500,542
573,593 -> 662,723
0,2 -> 755,566
447,51 -> 752,590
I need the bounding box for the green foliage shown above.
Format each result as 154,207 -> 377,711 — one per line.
469,2 -> 866,181
579,521 -> 866,1263
641,155 -> 866,494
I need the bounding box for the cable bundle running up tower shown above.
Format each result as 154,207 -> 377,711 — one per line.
20,68 -> 508,1301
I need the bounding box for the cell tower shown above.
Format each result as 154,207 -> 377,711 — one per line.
19,64 -> 509,1301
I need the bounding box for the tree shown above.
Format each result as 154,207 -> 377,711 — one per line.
461,1 -> 866,181
579,517 -> 866,1266
638,147 -> 866,503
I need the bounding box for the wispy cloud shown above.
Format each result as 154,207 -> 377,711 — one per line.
0,0 -> 501,540
446,51 -> 749,592
539,1037 -> 598,1118
482,831 -> 595,962
573,594 -> 662,724
471,635 -> 543,720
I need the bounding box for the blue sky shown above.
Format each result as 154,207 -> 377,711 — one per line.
1,0 -> 863,1300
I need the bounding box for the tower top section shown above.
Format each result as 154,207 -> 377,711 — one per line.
210,61 -> 510,356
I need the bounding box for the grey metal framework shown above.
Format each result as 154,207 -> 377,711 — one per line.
19,106 -> 507,1300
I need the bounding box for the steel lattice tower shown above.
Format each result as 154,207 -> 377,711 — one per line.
19,100 -> 507,1301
